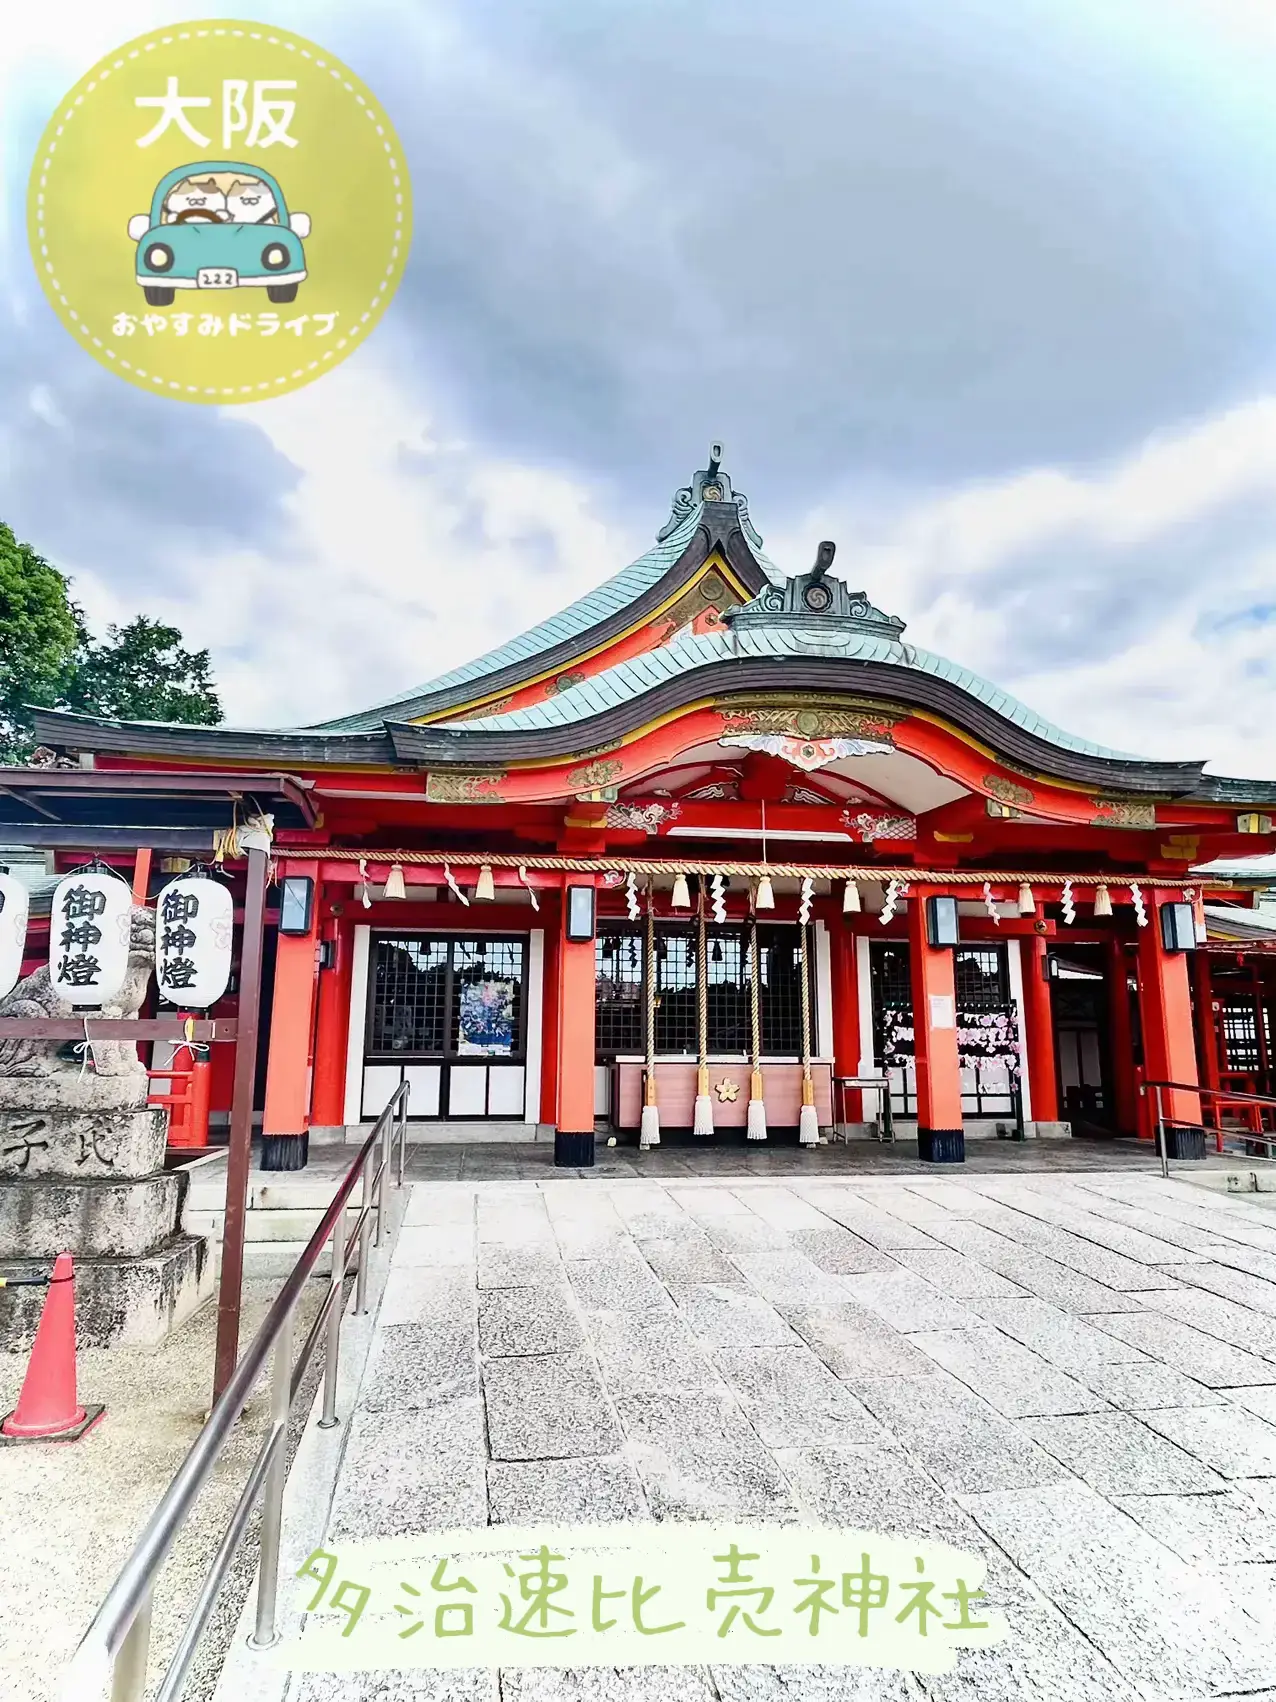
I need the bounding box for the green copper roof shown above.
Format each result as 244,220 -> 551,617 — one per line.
315,470 -> 784,733
451,620 -> 1144,761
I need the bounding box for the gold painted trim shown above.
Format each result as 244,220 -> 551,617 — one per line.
415,552 -> 752,725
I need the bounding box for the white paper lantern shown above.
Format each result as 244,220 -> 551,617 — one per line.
155,873 -> 234,1008
49,868 -> 132,1005
0,871 -> 30,999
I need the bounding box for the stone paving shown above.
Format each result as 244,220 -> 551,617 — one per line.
395,1135 -> 1190,1183
296,1169 -> 1276,1702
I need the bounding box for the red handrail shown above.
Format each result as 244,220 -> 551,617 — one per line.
146,1059 -> 213,1149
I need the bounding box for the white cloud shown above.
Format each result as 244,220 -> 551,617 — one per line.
769,396 -> 1276,778
59,375 -> 1276,786
67,360 -> 642,727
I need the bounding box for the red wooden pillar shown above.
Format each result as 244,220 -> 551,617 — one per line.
1105,935 -> 1139,1135
1022,911 -> 1060,1125
554,876 -> 596,1166
540,898 -> 562,1128
1136,893 -> 1202,1138
830,917 -> 862,1122
1192,949 -> 1221,1132
907,887 -> 965,1162
262,858 -> 321,1171
310,916 -> 353,1131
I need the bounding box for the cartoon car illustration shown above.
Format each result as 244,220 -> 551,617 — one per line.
126,162 -> 311,307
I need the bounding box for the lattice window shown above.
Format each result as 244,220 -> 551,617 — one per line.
755,926 -> 810,1056
1222,998 -> 1261,1075
871,943 -> 911,1016
954,947 -> 1008,1010
870,940 -> 1015,1117
449,937 -> 525,1058
596,928 -> 645,1057
654,926 -> 699,1055
367,935 -> 525,1060
707,928 -> 750,1054
595,922 -> 815,1058
368,936 -> 447,1055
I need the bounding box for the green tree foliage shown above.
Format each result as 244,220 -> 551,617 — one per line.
0,520 -> 222,760
0,522 -> 83,760
65,617 -> 222,726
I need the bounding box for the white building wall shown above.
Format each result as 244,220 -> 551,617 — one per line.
342,925 -> 371,1125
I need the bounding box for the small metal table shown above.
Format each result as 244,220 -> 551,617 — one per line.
833,1075 -> 895,1143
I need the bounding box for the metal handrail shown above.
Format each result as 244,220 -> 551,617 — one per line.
1142,1078 -> 1276,1110
1139,1078 -> 1276,1178
59,1083 -> 411,1702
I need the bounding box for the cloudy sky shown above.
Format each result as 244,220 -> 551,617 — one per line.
3,0 -> 1276,774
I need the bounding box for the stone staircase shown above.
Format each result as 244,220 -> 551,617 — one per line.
178,1149 -> 363,1277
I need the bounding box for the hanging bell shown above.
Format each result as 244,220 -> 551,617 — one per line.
1018,881 -> 1035,917
671,872 -> 691,909
475,864 -> 496,902
843,879 -> 862,914
754,874 -> 775,911
1093,882 -> 1113,918
383,862 -> 407,900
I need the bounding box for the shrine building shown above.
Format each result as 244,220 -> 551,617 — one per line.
17,447 -> 1276,1169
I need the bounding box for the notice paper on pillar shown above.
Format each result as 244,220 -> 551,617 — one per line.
928,994 -> 955,1030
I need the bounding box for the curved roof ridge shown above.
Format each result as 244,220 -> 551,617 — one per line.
451,622 -> 1146,761
313,502 -> 713,733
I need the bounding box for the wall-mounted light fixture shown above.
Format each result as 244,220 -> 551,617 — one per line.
278,875 -> 315,936
925,895 -> 960,949
1160,901 -> 1197,954
565,885 -> 596,943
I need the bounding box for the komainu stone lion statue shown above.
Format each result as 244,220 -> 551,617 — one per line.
0,906 -> 155,1078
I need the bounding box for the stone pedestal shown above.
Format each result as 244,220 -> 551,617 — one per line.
0,1077 -> 214,1350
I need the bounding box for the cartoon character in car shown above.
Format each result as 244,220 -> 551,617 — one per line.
127,162 -> 311,306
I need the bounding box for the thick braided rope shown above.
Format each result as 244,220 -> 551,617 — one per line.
799,921 -> 813,1083
644,894 -> 656,1082
697,892 -> 709,1074
750,920 -> 762,1075
312,847 -> 1208,890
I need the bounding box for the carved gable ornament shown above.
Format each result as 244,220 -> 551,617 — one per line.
726,541 -> 907,641
1091,799 -> 1157,830
721,732 -> 893,772
719,703 -> 897,772
424,772 -> 507,804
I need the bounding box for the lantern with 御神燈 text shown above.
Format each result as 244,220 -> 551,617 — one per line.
155,871 -> 234,1007
49,866 -> 131,1004
0,870 -> 30,999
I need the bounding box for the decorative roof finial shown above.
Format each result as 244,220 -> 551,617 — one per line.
727,538 -> 907,641
656,443 -> 764,548
810,541 -> 836,584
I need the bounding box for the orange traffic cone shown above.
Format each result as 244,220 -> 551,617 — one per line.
1,1253 -> 103,1443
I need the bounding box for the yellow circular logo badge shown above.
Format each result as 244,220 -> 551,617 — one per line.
27,19 -> 411,403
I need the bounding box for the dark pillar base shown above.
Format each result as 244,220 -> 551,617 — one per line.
918,1127 -> 966,1164
260,1130 -> 310,1172
1163,1126 -> 1206,1162
554,1130 -> 595,1168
